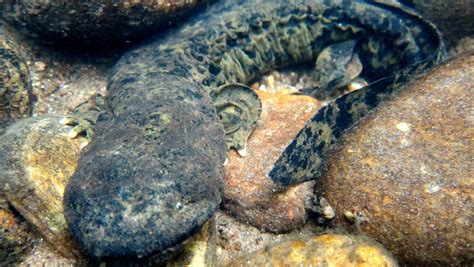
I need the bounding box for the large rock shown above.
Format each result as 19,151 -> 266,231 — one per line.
0,0 -> 211,46
228,233 -> 397,266
317,52 -> 474,265
166,221 -> 213,267
0,116 -> 89,259
0,24 -> 32,131
223,91 -> 320,232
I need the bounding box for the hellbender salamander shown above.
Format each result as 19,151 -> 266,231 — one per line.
64,0 -> 444,260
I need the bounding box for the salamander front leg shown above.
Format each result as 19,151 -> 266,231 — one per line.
60,93 -> 105,140
60,115 -> 95,140
211,83 -> 262,157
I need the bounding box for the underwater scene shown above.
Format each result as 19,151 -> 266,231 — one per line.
0,0 -> 472,266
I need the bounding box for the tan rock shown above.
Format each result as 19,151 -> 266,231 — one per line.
211,210 -> 320,265
0,116 -> 89,259
228,233 -> 397,266
16,241 -> 78,267
166,221 -> 213,267
223,91 -> 321,232
317,52 -> 474,265
1,0 -> 211,46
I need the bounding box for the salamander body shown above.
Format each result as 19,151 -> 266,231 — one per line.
64,0 -> 444,260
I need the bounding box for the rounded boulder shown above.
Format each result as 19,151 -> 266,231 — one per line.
317,52 -> 474,265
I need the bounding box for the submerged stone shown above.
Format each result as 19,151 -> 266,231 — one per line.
0,24 -> 32,132
223,91 -> 320,232
0,0 -> 211,46
228,233 -> 397,266
317,52 -> 474,265
0,116 -> 88,259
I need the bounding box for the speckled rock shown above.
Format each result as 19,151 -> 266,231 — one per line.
408,0 -> 473,46
0,116 -> 89,259
0,195 -> 37,266
317,52 -> 474,265
228,233 -> 397,266
0,24 -> 32,131
0,0 -> 211,46
223,91 -> 320,233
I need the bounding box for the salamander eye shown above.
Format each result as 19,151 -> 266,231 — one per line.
211,83 -> 262,156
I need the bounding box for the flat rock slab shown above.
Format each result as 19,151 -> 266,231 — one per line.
317,52 -> 474,265
223,91 -> 320,233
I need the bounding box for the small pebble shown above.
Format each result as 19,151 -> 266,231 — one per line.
34,61 -> 46,71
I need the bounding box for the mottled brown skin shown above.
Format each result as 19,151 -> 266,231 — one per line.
317,52 -> 474,266
269,1 -> 445,186
0,25 -> 32,133
212,83 -> 261,153
66,0 -> 445,261
0,0 -> 213,46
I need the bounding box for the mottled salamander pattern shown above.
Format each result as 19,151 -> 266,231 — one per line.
0,26 -> 32,134
269,1 -> 445,186
64,0 -> 444,260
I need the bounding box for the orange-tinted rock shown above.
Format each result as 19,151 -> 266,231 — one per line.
223,91 -> 321,232
228,233 -> 397,266
211,210 -> 320,265
317,52 -> 474,265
